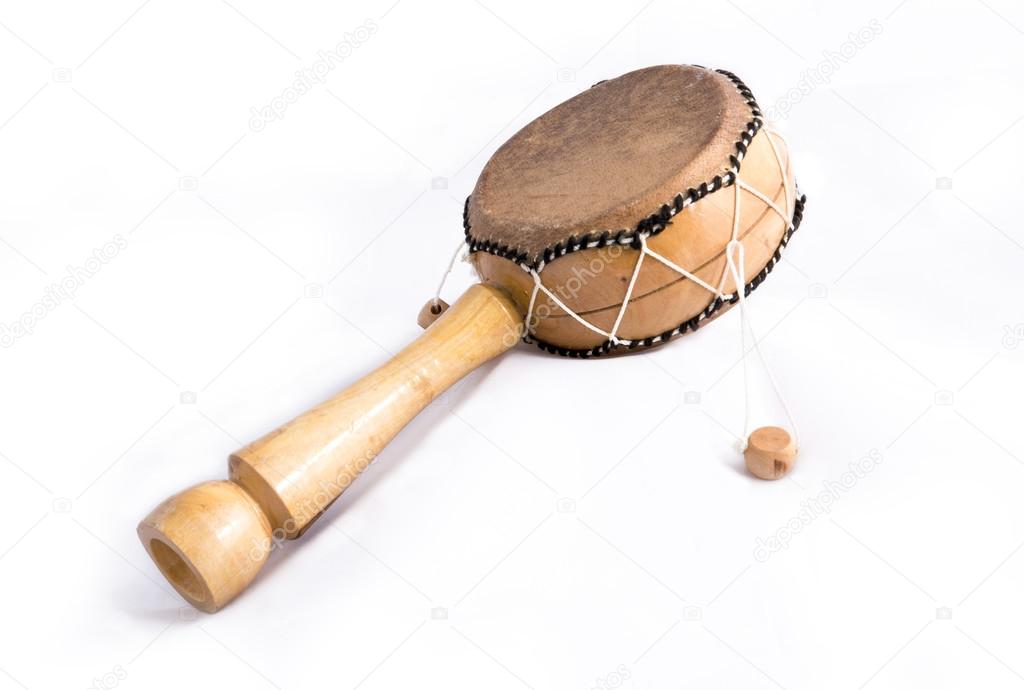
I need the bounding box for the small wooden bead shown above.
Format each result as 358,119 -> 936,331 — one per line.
744,426 -> 797,480
417,299 -> 449,329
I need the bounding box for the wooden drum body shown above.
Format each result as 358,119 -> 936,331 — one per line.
467,65 -> 804,356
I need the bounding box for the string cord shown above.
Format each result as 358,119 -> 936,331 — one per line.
724,239 -> 800,450
432,238 -> 468,308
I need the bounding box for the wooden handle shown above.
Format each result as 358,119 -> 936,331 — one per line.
231,283 -> 522,535
138,283 -> 523,611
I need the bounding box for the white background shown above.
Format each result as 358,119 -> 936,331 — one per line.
1,0 -> 1023,688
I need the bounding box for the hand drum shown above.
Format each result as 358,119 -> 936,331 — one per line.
138,64 -> 805,611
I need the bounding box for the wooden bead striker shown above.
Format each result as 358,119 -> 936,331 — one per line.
138,65 -> 806,611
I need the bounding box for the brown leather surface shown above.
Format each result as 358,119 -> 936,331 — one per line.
467,65 -> 753,264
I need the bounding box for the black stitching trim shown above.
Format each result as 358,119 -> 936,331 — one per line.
525,194 -> 806,359
463,66 -> 764,272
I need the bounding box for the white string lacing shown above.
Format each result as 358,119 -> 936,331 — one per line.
432,239 -> 468,309
432,128 -> 800,451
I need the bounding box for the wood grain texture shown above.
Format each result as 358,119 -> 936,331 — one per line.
137,480 -> 272,612
417,298 -> 449,329
744,426 -> 797,480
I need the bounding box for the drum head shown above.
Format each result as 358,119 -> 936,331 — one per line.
466,65 -> 757,266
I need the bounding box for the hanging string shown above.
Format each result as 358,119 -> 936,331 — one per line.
432,238 -> 468,308
724,239 -> 800,450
